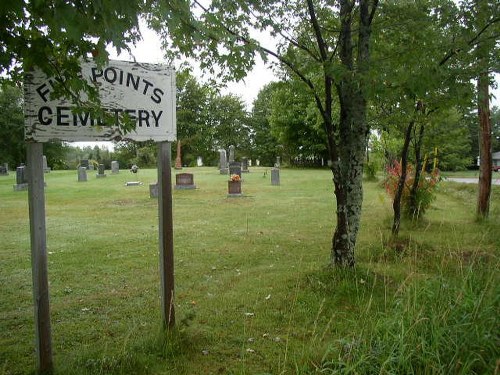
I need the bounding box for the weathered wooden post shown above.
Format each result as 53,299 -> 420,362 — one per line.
26,142 -> 53,373
24,60 -> 176,373
158,142 -> 175,328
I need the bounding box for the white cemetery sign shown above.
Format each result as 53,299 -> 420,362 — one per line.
24,60 -> 176,142
24,60 -> 176,373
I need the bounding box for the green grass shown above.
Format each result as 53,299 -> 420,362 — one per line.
0,167 -> 498,374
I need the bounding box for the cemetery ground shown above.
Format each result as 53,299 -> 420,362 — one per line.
0,167 -> 499,375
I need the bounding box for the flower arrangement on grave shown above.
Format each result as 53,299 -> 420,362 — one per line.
228,174 -> 242,195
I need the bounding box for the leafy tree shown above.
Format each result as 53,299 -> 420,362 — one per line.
208,94 -> 251,158
249,83 -> 281,166
1,0 -> 142,82
268,80 -> 328,166
0,84 -> 68,169
0,85 -> 25,168
150,0 -> 380,267
176,68 -> 217,166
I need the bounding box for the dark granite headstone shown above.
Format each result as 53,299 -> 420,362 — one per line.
227,180 -> 242,197
13,165 -> 28,191
229,162 -> 242,179
96,163 -> 106,178
175,173 -> 196,190
80,159 -> 89,169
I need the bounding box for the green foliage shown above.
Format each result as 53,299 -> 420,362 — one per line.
176,69 -> 217,166
1,0 -> 142,82
364,161 -> 378,181
0,84 -> 69,169
0,85 -> 25,167
384,161 -> 441,219
268,80 -> 328,165
249,83 -> 281,166
208,93 -> 250,156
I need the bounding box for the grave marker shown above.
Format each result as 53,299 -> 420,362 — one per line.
219,150 -> 228,174
13,165 -> 29,191
0,163 -> 8,176
96,164 -> 106,178
111,161 -> 119,174
229,162 -> 242,179
42,155 -> 51,173
77,167 -> 87,182
242,157 -> 249,173
174,173 -> 196,190
271,168 -> 280,186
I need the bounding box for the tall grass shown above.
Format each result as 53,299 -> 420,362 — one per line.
0,168 -> 498,374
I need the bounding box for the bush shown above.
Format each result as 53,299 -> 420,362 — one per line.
364,161 -> 378,181
384,161 -> 440,219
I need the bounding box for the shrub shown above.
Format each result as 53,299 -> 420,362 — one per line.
384,160 -> 440,219
364,161 -> 378,181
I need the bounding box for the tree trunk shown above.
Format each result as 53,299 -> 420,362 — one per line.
329,0 -> 374,267
408,123 -> 425,219
392,120 -> 414,236
477,70 -> 492,218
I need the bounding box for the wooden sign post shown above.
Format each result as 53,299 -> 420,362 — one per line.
23,60 -> 176,373
158,142 -> 175,327
26,142 -> 53,373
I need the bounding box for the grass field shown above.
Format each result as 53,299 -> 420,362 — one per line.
1,167 -> 499,374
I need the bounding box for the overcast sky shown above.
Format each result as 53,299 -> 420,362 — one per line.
76,21 -> 498,150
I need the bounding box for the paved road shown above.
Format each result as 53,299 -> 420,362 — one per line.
445,176 -> 500,185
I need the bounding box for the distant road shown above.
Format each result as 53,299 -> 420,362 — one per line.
445,177 -> 500,186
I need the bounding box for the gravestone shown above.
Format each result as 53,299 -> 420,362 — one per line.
271,168 -> 280,186
174,173 -> 196,190
80,159 -> 89,169
0,163 -> 8,176
219,150 -> 228,174
96,163 -> 106,178
275,156 -> 281,168
197,156 -> 203,167
42,156 -> 51,173
229,145 -> 235,163
13,165 -> 28,191
229,161 -> 242,179
227,180 -> 242,197
111,160 -> 119,174
242,157 -> 249,173
125,181 -> 143,186
256,159 -> 260,166
88,164 -> 95,171
77,167 -> 87,182
149,183 -> 159,198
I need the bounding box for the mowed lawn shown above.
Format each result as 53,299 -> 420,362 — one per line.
1,167 -> 498,374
